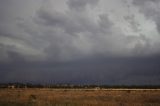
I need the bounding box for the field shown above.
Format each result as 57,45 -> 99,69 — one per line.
0,88 -> 160,106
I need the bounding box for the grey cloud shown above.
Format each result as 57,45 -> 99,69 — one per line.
0,0 -> 158,62
132,0 -> 160,33
132,0 -> 159,5
0,0 -> 160,85
67,0 -> 99,11
0,0 -> 46,62
35,8 -> 100,35
123,15 -> 141,32
34,5 -> 118,60
125,35 -> 152,55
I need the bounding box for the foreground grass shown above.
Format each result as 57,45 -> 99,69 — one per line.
0,88 -> 160,106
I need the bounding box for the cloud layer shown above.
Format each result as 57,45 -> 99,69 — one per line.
0,0 -> 160,84
0,0 -> 160,62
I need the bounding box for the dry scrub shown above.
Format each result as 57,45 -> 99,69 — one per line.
0,89 -> 160,106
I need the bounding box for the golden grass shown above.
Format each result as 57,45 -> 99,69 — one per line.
0,88 -> 160,106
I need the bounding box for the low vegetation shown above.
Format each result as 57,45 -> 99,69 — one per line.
0,88 -> 160,106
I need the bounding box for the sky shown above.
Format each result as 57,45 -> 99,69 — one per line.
0,0 -> 160,85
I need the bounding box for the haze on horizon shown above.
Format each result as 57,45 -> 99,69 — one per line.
0,0 -> 160,85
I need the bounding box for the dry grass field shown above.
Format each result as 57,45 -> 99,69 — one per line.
0,88 -> 160,106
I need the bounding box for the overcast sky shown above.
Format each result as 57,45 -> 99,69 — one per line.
0,0 -> 160,85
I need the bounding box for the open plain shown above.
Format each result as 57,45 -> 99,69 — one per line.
0,88 -> 160,106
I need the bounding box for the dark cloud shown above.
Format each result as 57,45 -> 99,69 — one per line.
0,56 -> 160,84
0,0 -> 160,85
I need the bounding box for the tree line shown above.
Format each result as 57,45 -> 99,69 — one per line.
0,83 -> 160,89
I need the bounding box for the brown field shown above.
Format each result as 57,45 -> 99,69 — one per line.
0,88 -> 160,106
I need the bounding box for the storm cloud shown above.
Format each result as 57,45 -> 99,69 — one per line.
0,0 -> 160,85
